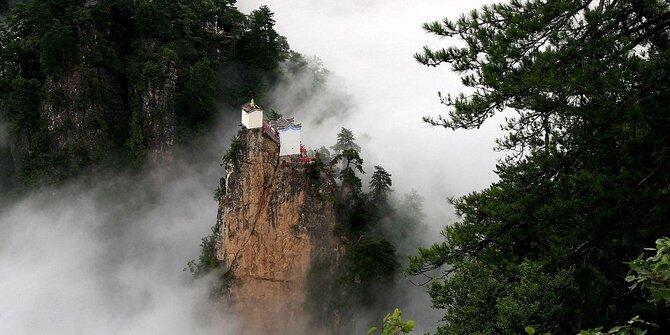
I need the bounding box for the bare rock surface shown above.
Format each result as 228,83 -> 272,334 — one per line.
216,128 -> 342,334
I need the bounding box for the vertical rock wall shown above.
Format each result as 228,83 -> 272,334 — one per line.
216,128 -> 342,334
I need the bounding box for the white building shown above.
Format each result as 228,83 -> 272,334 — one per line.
241,100 -> 263,129
270,117 -> 302,156
278,124 -> 302,156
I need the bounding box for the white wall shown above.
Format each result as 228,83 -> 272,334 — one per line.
241,110 -> 263,129
279,128 -> 301,156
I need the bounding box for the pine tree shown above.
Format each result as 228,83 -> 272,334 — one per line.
332,148 -> 364,194
400,190 -> 425,221
331,127 -> 361,153
409,0 -> 670,334
369,165 -> 392,204
388,190 -> 427,255
267,109 -> 282,121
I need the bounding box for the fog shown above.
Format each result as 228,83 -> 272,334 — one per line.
0,160 -> 236,334
240,0 -> 502,229
240,0 -> 504,331
0,102 -> 242,333
1,1 -> 505,334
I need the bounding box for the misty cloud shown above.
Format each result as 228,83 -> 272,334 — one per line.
0,147 -> 235,334
240,0 -> 503,227
270,56 -> 354,126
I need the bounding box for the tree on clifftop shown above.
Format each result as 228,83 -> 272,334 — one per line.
409,0 -> 670,334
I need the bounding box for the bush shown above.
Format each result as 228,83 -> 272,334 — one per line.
222,137 -> 245,166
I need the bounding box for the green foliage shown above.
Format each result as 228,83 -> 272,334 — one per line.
369,165 -> 392,205
177,59 -> 218,136
281,52 -> 330,107
333,148 -> 365,194
0,0 -> 292,186
186,226 -> 220,278
398,190 -> 425,222
222,137 -> 245,166
578,316 -> 651,335
528,240 -> 670,335
307,134 -> 423,332
40,22 -> 76,76
367,308 -> 415,335
267,108 -> 282,121
0,145 -> 17,192
0,1 -> 26,18
379,190 -> 428,257
306,236 -> 400,331
346,239 -> 399,299
627,238 -> 670,305
315,146 -> 333,164
231,5 -> 289,101
185,225 -> 230,297
305,153 -> 327,194
332,127 -> 361,153
412,0 -> 670,334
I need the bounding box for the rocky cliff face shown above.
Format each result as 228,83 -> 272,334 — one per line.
215,128 -> 342,334
41,66 -> 127,157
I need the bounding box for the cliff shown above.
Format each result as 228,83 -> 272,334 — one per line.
215,128 -> 342,334
0,1 -> 294,186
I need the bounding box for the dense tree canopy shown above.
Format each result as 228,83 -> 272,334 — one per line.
410,0 -> 670,334
304,130 -> 432,333
0,0 -> 293,186
0,0 -> 23,16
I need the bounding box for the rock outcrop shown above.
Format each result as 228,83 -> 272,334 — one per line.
216,128 -> 342,334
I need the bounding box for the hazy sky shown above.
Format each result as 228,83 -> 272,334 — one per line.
239,0 -> 503,220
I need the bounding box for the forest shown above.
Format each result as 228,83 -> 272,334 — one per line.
0,0 -> 669,335
0,0 -> 316,187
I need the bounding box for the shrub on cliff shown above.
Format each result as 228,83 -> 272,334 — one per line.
186,227 -> 220,278
221,137 -> 246,167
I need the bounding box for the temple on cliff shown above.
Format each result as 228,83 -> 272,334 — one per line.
240,100 -> 313,162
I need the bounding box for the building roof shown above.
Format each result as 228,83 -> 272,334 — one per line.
269,117 -> 301,130
279,124 -> 302,131
241,99 -> 263,113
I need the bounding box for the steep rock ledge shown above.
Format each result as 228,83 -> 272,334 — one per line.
215,128 -> 342,334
